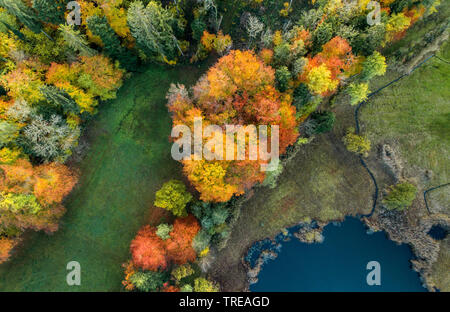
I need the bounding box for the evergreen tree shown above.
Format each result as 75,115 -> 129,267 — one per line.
58,24 -> 96,57
127,0 -> 183,62
32,0 -> 66,25
39,85 -> 79,114
0,0 -> 41,33
86,15 -> 137,70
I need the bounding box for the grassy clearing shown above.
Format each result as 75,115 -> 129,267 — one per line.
0,63 -> 208,291
361,41 -> 450,211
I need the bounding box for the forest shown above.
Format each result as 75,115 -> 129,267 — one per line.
0,0 -> 445,292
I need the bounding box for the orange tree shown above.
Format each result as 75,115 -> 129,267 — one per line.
167,50 -> 299,202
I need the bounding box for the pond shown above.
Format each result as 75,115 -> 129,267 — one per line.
249,217 -> 427,292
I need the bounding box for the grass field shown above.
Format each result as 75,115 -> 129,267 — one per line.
0,63 -> 208,291
361,41 -> 450,211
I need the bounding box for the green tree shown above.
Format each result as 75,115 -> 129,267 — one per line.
171,263 -> 194,283
155,223 -> 173,240
191,18 -> 206,41
192,229 -> 211,253
19,28 -> 67,63
382,182 -> 417,211
39,85 -> 79,114
87,15 -> 137,70
32,0 -> 66,25
312,22 -> 333,54
127,0 -> 183,62
361,51 -> 387,80
275,66 -> 291,92
273,42 -> 292,66
0,120 -> 19,147
58,24 -> 96,57
0,0 -> 41,33
129,271 -> 167,292
309,110 -> 335,134
343,128 -> 371,156
347,82 -> 370,105
0,192 -> 42,215
293,83 -> 312,109
154,180 -> 193,217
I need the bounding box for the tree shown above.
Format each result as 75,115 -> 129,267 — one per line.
171,263 -> 194,283
0,237 -> 16,263
192,229 -> 211,254
166,215 -> 200,265
347,82 -> 370,105
385,13 -> 411,42
58,24 -> 96,57
275,66 -> 291,92
0,0 -> 41,33
343,128 -> 371,156
129,270 -> 167,292
154,180 -> 192,217
127,0 -> 183,63
87,15 -> 137,70
130,225 -> 168,271
193,277 -> 219,292
0,120 -> 19,147
309,111 -> 335,134
305,64 -> 338,95
32,0 -> 66,25
0,191 -> 65,232
246,15 -> 263,47
191,18 -> 206,41
39,85 -> 79,114
22,114 -> 80,162
361,51 -> 387,81
382,182 -> 417,211
19,28 -> 67,64
33,162 -> 78,205
5,98 -> 33,122
130,215 -> 199,271
168,50 -> 298,202
312,22 -> 333,54
2,60 -> 46,104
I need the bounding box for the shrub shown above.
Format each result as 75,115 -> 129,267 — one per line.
383,182 -> 417,211
309,110 -> 335,134
343,128 -> 371,156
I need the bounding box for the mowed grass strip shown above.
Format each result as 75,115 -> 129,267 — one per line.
0,63 -> 208,291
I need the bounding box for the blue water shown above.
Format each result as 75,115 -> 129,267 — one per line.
250,217 -> 427,292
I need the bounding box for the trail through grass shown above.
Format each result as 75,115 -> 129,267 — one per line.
0,63 -> 207,291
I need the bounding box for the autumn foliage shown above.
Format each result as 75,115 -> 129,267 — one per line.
299,36 -> 356,96
167,50 -> 299,202
130,215 -> 200,271
0,158 -> 78,263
